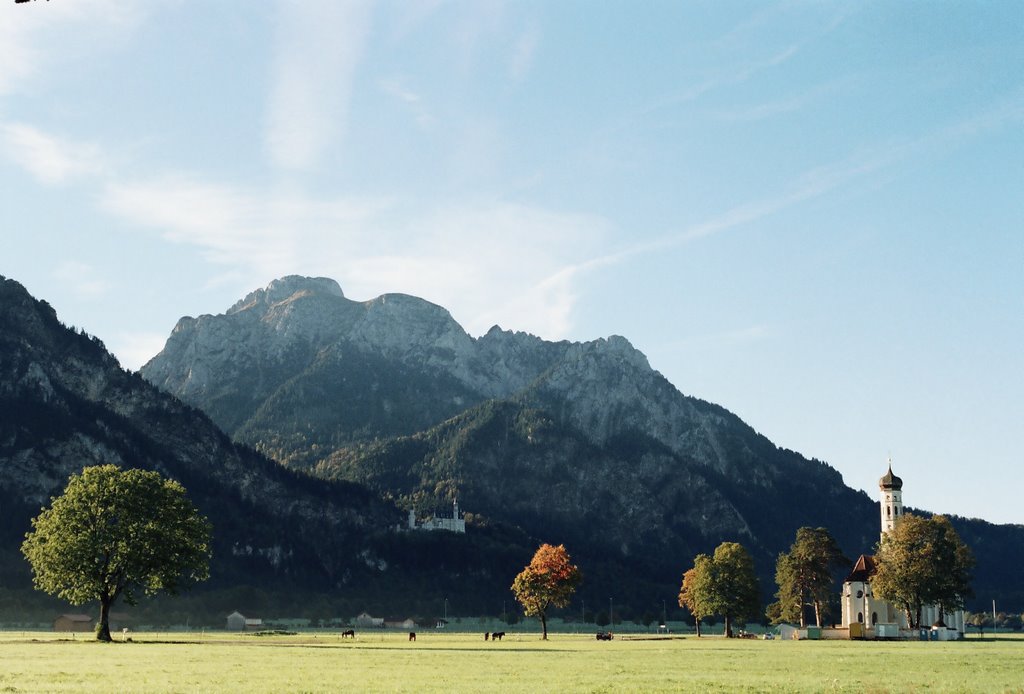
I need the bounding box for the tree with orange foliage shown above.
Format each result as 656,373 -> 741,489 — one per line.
511,543 -> 582,639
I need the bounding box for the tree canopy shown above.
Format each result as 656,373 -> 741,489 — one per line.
770,527 -> 849,627
681,542 -> 760,637
679,559 -> 713,636
511,543 -> 581,639
872,513 -> 973,628
21,465 -> 211,641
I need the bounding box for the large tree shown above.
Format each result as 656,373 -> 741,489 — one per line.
872,513 -> 973,628
770,527 -> 849,627
22,465 -> 211,641
511,543 -> 581,640
678,559 -> 713,637
682,542 -> 760,638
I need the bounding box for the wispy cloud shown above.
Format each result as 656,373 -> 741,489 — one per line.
101,176 -> 389,276
379,77 -> 434,128
0,0 -> 146,96
710,76 -> 853,123
509,22 -> 540,82
264,0 -> 374,171
51,261 -> 112,300
99,172 -> 607,339
535,94 -> 1024,295
0,123 -> 106,184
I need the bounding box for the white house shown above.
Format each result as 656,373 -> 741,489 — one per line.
839,462 -> 965,639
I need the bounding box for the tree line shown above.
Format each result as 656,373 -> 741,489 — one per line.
20,465 -> 974,642
679,519 -> 973,636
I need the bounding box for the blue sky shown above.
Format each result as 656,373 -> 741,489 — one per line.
2,1 -> 1021,524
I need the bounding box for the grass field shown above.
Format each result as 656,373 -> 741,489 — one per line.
0,631 -> 1021,693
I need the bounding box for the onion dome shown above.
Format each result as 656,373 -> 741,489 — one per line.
879,461 -> 903,491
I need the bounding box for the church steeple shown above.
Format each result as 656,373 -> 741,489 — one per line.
879,458 -> 904,539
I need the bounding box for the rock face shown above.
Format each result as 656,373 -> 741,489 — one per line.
144,276 -> 767,476
141,277 -> 880,573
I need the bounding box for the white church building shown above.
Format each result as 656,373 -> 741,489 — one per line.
838,462 -> 965,639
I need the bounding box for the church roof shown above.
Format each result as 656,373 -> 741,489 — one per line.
844,554 -> 878,583
879,462 -> 903,491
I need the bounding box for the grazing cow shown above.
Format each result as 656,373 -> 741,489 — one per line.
596,631 -> 613,641
408,632 -> 417,641
484,632 -> 490,641
341,629 -> 355,638
491,631 -> 505,641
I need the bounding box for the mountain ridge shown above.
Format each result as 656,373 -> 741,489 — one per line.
139,276 -> 1024,613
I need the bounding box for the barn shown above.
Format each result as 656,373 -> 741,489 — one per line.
54,614 -> 93,632
226,611 -> 263,631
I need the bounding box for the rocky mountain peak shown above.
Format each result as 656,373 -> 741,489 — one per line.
227,276 -> 345,315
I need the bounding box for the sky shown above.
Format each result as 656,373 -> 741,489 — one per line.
1,1 -> 1021,524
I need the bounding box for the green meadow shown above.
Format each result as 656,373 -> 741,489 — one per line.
0,631 -> 1021,693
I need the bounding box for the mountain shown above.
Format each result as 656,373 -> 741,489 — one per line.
142,276 -> 1024,611
0,276 -> 537,623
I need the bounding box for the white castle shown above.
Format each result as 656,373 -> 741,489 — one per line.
839,462 -> 965,639
405,499 -> 466,534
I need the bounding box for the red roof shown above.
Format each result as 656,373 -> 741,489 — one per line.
844,554 -> 878,583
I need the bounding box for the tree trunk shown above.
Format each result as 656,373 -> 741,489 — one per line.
540,612 -> 548,640
97,596 -> 112,642
695,618 -> 702,638
936,605 -> 946,628
814,601 -> 822,628
724,614 -> 733,638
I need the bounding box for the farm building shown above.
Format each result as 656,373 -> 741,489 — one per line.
226,611 -> 263,631
354,612 -> 385,628
54,614 -> 93,632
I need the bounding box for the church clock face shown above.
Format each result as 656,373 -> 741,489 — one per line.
856,589 -> 863,599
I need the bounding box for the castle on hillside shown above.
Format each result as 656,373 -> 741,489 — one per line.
838,462 -> 965,639
404,499 -> 466,534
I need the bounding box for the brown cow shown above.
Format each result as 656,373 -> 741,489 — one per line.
484,632 -> 490,641
491,631 -> 505,641
341,629 -> 355,638
408,632 -> 417,641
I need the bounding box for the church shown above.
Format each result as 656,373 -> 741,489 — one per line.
838,462 -> 965,639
